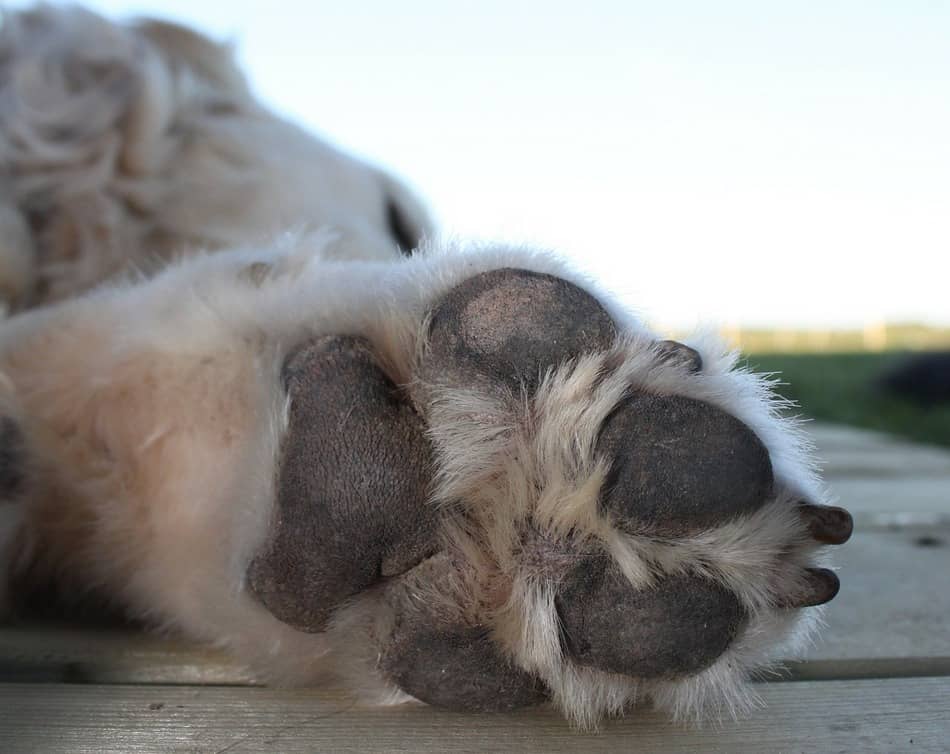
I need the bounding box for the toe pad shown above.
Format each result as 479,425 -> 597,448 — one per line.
556,558 -> 745,678
423,268 -> 617,394
379,556 -> 547,712
598,394 -> 774,536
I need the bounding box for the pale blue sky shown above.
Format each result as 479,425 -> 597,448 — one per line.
31,2 -> 950,329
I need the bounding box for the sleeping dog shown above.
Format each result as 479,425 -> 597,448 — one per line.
0,5 -> 851,728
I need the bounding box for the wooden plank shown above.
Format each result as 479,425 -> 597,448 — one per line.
820,452 -> 950,479
2,523 -> 948,686
829,478 -> 950,520
800,424 -> 950,522
809,423 -> 950,479
808,423 -> 947,454
0,625 -> 253,685
0,678 -> 947,753
794,524 -> 950,670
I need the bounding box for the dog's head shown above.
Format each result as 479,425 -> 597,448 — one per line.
0,5 -> 432,310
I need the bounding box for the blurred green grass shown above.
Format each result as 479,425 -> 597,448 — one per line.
746,352 -> 950,448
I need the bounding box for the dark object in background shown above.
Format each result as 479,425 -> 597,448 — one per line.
878,351 -> 950,405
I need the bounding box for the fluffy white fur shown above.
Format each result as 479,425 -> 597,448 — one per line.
0,4 -> 431,310
0,4 -> 840,730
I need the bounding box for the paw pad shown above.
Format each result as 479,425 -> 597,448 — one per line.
248,336 -> 439,632
0,416 -> 25,497
423,268 -> 617,394
597,393 -> 774,536
556,558 -> 746,678
379,558 -> 547,712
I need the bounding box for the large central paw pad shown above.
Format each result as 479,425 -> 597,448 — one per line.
248,266 -> 853,722
247,336 -> 439,632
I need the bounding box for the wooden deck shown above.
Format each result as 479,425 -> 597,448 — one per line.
2,422 -> 949,752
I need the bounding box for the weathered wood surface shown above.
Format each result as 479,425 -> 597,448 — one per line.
812,524 -> 950,662
0,422 -> 948,751
810,423 -> 950,523
810,423 -> 950,456
0,625 -> 255,685
1,678 -> 947,754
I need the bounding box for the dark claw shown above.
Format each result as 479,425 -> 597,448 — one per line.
799,503 -> 853,545
779,567 -> 840,608
654,340 -> 703,373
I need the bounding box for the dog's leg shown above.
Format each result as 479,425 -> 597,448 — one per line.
0,237 -> 852,724
0,241 -> 353,672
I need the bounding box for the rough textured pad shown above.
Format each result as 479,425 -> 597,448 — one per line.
382,622 -> 548,712
248,336 -> 438,632
379,556 -> 547,712
423,268 -> 617,394
598,394 -> 774,536
556,557 -> 746,678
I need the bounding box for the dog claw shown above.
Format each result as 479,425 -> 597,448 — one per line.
799,503 -> 853,545
780,567 -> 840,608
654,340 -> 703,373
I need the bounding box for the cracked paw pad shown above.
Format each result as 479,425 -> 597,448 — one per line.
0,416 -> 25,497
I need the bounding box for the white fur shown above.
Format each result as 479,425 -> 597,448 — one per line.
0,4 -> 431,309
0,4 -> 841,731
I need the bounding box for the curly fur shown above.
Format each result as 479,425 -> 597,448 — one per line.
0,4 -> 431,309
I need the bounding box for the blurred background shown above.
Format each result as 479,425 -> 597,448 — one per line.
13,1 -> 950,444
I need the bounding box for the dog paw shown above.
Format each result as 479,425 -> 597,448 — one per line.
249,266 -> 852,724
